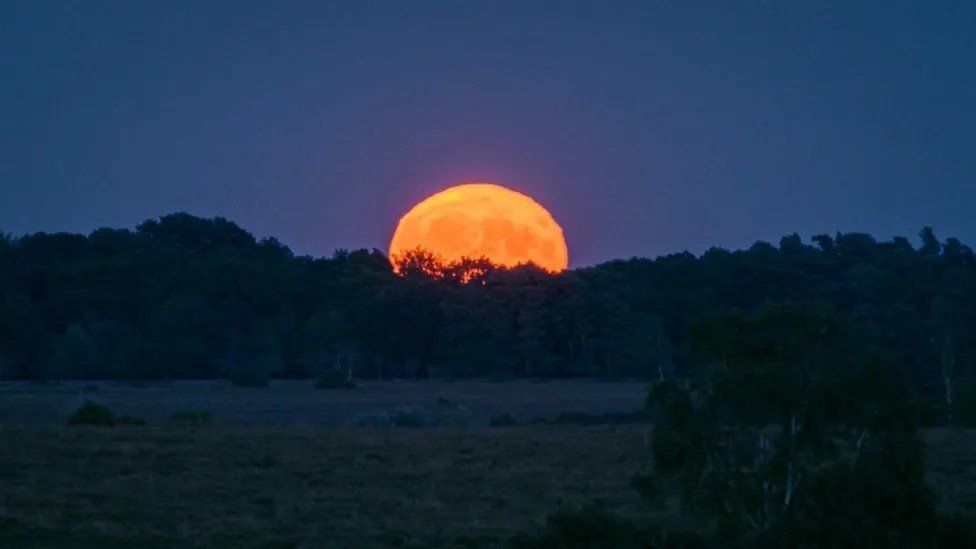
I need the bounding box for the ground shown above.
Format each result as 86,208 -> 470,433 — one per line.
0,381 -> 973,547
0,380 -> 649,428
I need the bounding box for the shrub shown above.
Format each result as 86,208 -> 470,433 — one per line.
315,369 -> 356,389
67,401 -> 116,426
66,401 -> 144,426
225,348 -> 281,388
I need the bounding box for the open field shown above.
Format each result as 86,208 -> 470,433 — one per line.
1,382 -> 975,547
0,426 -> 655,548
0,380 -> 649,428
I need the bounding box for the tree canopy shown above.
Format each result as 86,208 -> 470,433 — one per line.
2,214 -> 975,418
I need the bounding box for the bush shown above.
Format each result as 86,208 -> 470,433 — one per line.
315,369 -> 356,389
67,401 -> 116,426
225,348 -> 281,388
66,401 -> 144,426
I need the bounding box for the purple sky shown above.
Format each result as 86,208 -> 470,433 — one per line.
2,2 -> 974,266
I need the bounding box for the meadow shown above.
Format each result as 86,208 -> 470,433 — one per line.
0,380 -> 649,428
1,381 -> 974,547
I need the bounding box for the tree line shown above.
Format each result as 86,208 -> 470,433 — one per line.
1,214 -> 974,416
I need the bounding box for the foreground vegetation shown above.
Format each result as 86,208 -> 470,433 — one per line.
0,379 -> 648,428
0,426 -> 653,547
0,425 -> 973,548
520,304 -> 976,547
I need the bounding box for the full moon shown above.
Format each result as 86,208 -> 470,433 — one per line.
389,183 -> 569,272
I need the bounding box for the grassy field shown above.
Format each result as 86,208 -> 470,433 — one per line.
0,380 -> 649,428
1,382 -> 974,547
0,426 -> 655,548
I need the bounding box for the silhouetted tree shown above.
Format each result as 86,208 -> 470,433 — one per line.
0,212 -> 974,393
644,304 -> 939,545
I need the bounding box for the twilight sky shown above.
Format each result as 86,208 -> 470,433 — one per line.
2,1 -> 974,266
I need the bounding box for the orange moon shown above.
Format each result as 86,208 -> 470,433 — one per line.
389,183 -> 569,272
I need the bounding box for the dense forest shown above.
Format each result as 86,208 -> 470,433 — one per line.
1,213 -> 974,415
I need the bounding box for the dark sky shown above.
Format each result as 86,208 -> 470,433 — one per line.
2,2 -> 974,266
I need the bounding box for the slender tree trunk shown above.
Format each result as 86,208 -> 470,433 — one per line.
851,429 -> 868,469
784,462 -> 794,510
656,333 -> 665,381
942,335 -> 956,425
784,414 -> 800,511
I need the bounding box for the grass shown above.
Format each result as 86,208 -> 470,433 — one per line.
2,382 -> 974,547
228,369 -> 269,388
0,379 -> 650,427
0,426 -> 655,547
314,370 -> 357,389
1,426 -> 972,547
923,428 -> 976,516
168,410 -> 212,425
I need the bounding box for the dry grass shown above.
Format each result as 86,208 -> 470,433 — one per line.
0,426 -> 654,548
1,382 -> 974,547
923,428 -> 976,515
0,380 -> 649,428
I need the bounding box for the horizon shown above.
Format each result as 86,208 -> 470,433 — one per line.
2,209 -> 963,268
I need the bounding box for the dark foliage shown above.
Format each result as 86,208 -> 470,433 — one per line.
523,304 -> 976,547
66,401 -> 117,426
2,215 -> 975,415
66,401 -> 144,427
